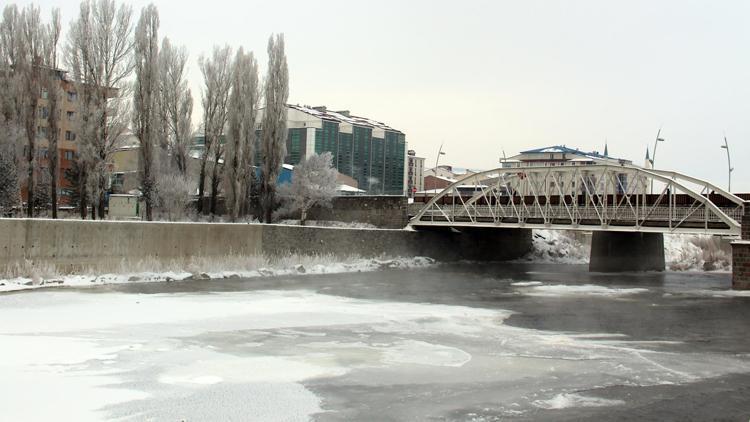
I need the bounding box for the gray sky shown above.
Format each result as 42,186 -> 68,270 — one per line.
17,0 -> 750,191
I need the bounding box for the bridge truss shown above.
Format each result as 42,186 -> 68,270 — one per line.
410,164 -> 745,235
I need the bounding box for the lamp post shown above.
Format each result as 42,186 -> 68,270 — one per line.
650,129 -> 665,194
721,135 -> 734,192
431,143 -> 446,193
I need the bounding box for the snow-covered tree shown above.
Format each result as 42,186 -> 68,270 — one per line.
133,4 -> 159,221
65,0 -> 134,219
158,37 -> 193,176
43,8 -> 61,218
225,47 -> 259,221
198,45 -> 232,215
0,5 -> 63,218
276,152 -> 337,225
155,171 -> 194,221
0,118 -> 20,215
259,33 -> 288,223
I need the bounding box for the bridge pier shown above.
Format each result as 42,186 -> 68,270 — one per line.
732,205 -> 750,289
412,227 -> 532,261
589,232 -> 665,272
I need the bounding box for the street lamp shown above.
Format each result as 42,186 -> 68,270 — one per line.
650,129 -> 665,194
721,135 -> 734,192
431,143 -> 446,192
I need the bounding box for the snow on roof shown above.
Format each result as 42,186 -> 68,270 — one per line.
288,104 -> 402,133
519,145 -> 631,163
337,184 -> 365,192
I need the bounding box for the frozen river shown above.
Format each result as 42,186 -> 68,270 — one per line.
2,263 -> 750,421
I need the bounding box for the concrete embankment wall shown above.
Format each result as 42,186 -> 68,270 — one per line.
0,219 -> 532,272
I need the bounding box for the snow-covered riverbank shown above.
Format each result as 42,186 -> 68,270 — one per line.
0,256 -> 435,293
520,229 -> 733,272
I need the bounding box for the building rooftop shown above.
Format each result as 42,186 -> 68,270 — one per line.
517,145 -> 631,164
289,104 -> 403,133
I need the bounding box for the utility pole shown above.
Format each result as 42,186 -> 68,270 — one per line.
721,135 -> 734,192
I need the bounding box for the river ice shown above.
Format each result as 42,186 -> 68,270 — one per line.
1,279 -> 749,421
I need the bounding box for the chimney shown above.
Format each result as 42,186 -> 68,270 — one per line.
312,105 -> 327,112
335,110 -> 350,117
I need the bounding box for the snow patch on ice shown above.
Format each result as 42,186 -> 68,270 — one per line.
533,393 -> 625,409
675,289 -> 750,298
511,281 -> 543,287
518,284 -> 648,297
383,340 -> 472,367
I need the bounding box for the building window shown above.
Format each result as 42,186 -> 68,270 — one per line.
64,151 -> 74,160
67,111 -> 75,121
67,91 -> 77,102
65,131 -> 76,141
38,106 -> 49,119
37,126 -> 48,139
41,88 -> 49,99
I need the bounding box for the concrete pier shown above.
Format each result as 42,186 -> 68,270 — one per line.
589,231 -> 665,272
732,204 -> 750,289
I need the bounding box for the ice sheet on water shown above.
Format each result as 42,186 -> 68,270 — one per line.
533,393 -> 625,409
1,289 -> 749,420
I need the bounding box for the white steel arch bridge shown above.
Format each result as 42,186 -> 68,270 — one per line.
410,164 -> 746,236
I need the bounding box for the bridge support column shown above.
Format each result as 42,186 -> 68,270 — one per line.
732,205 -> 750,289
412,227 -> 532,261
589,232 -> 665,272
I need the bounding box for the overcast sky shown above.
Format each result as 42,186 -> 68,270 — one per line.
15,0 -> 750,191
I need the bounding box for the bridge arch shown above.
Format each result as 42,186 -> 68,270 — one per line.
410,164 -> 744,235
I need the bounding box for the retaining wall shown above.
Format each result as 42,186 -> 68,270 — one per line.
0,219 -> 532,272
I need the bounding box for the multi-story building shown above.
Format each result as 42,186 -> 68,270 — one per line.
18,68 -> 81,206
407,150 -> 424,197
502,145 -> 637,195
258,105 -> 407,195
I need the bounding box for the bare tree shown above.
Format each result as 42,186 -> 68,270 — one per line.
197,45 -> 231,215
65,0 -> 134,219
158,37 -> 193,176
43,8 -> 61,219
275,152 -> 337,225
133,4 -> 159,221
260,33 -> 289,223
225,47 -> 259,221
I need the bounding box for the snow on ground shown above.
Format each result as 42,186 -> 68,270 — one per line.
0,256 -> 435,293
520,230 -> 590,264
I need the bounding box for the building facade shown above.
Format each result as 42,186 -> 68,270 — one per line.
21,69 -> 82,206
260,105 -> 407,195
407,150 -> 425,197
503,145 -> 637,195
